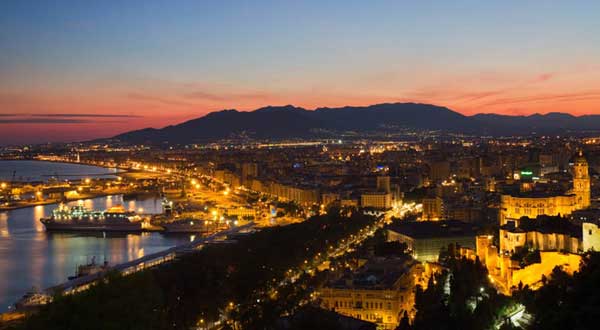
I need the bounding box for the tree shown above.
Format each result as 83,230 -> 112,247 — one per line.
396,311 -> 412,330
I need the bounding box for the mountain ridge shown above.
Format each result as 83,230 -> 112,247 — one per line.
114,103 -> 600,144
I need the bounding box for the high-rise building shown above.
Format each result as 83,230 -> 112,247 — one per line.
361,192 -> 392,209
422,197 -> 444,221
429,160 -> 450,182
241,163 -> 259,186
376,176 -> 391,193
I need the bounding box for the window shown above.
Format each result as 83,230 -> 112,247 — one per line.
590,229 -> 593,235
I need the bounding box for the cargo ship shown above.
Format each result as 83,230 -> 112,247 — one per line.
40,202 -> 146,232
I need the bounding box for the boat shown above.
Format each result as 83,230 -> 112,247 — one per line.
14,288 -> 52,309
68,257 -> 110,280
40,202 -> 146,232
161,197 -> 174,216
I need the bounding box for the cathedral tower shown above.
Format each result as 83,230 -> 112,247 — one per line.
573,151 -> 591,209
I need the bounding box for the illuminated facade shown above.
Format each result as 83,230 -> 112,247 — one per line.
421,197 -> 444,221
583,222 -> 600,252
572,151 -> 591,209
500,153 -> 590,225
499,227 -> 580,254
361,192 -> 392,209
475,235 -> 582,294
319,259 -> 438,330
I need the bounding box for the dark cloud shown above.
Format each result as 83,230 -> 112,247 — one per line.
127,92 -> 195,107
455,91 -> 504,103
0,118 -> 91,124
183,90 -> 271,101
482,91 -> 600,107
30,113 -> 142,118
0,114 -> 18,117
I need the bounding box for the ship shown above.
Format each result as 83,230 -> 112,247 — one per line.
40,202 -> 146,232
14,288 -> 52,309
68,257 -> 110,280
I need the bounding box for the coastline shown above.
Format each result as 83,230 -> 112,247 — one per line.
0,191 -> 123,212
0,158 -> 123,174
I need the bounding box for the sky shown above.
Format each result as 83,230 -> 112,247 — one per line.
1,0 -> 600,145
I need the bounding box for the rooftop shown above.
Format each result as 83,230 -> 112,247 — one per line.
387,220 -> 479,239
328,256 -> 415,290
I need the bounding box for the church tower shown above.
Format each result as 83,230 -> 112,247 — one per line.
573,151 -> 591,209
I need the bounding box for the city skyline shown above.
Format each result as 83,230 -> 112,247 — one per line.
2,0 -> 600,144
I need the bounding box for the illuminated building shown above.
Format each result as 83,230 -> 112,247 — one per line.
319,258 -> 438,330
499,221 -> 581,254
572,151 -> 591,209
225,207 -> 256,219
241,162 -> 259,186
421,197 -> 444,221
476,235 -> 581,294
361,192 -> 392,209
478,214 -> 588,294
499,152 -> 590,225
387,221 -> 476,262
478,152 -> 593,294
582,222 -> 600,251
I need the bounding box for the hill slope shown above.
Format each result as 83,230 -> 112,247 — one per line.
113,103 -> 600,143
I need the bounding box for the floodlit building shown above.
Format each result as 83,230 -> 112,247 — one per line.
387,221 -> 477,262
582,221 -> 600,252
319,257 -> 438,330
421,197 -> 444,221
476,235 -> 581,294
499,152 -> 590,225
361,192 -> 392,209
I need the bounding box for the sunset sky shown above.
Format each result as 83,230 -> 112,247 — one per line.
1,1 -> 600,144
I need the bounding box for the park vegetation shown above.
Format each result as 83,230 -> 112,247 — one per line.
17,212 -> 378,330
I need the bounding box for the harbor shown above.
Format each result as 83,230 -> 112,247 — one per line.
0,192 -> 194,313
11,222 -> 254,313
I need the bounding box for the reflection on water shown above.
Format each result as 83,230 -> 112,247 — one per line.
0,195 -> 193,312
0,160 -> 120,182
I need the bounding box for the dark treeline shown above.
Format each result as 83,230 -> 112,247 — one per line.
17,212 -> 377,330
400,255 -> 512,330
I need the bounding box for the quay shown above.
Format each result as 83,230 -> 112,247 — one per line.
10,223 -> 255,313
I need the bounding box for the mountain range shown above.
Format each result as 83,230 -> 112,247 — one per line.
113,103 -> 600,144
